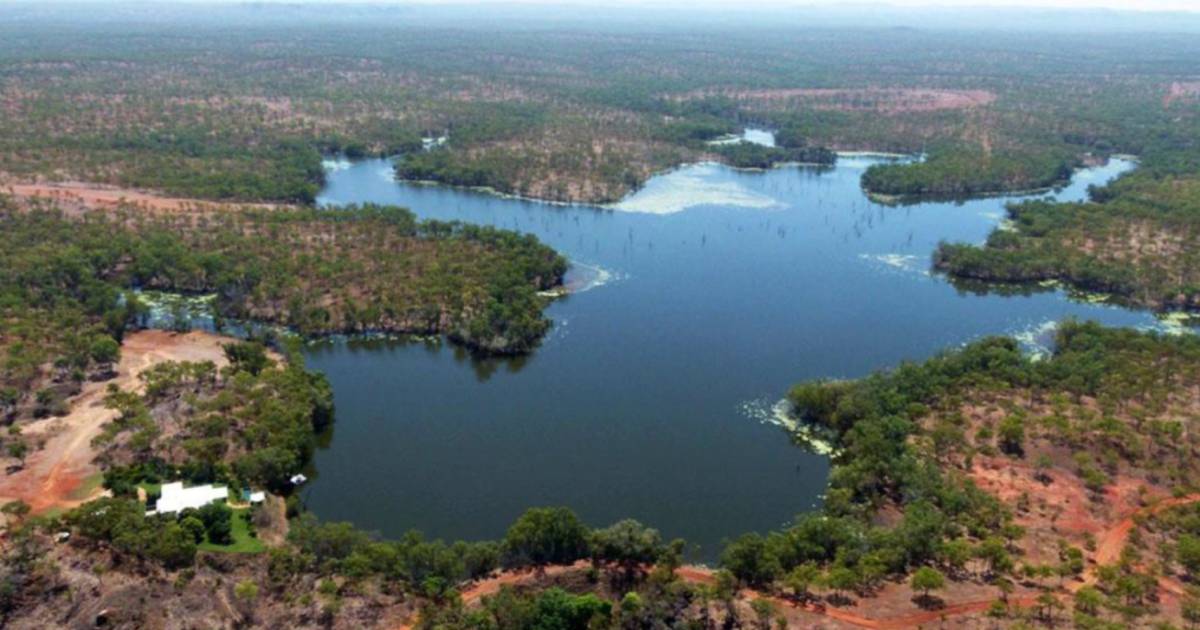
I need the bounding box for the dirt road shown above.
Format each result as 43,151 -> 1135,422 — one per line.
0,330 -> 233,515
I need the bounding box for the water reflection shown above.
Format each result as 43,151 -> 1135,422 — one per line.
304,150 -> 1172,560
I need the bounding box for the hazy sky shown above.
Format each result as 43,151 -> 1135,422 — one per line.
37,0 -> 1197,10
344,0 -> 1189,10
7,0 -> 1199,13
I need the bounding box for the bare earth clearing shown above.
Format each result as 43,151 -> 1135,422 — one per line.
3,181 -> 286,214
0,330 -> 235,518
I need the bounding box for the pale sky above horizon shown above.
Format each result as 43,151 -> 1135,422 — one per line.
269,0 -> 1196,10
11,0 -> 1200,9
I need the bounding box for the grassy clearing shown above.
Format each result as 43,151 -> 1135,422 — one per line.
198,508 -> 265,554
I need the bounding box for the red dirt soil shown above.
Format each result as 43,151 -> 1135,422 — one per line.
394,491 -> 1200,629
0,330 -> 235,517
3,181 -> 284,214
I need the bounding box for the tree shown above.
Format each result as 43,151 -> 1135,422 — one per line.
1180,535 -> 1200,578
976,536 -> 1013,577
180,516 -> 206,543
994,575 -> 1014,603
911,566 -> 945,606
89,336 -> 121,367
1034,453 -> 1054,484
1,500 -> 31,527
1074,585 -> 1102,616
529,588 -> 611,630
619,591 -> 642,627
234,579 -> 259,623
149,523 -> 198,569
714,570 -> 741,626
997,414 -> 1025,456
939,538 -> 972,576
1059,546 -> 1085,583
785,562 -> 821,601
1035,591 -> 1063,624
196,502 -> 233,545
750,598 -> 775,630
590,519 -> 663,586
825,566 -> 858,602
223,341 -> 271,376
720,533 -> 781,589
6,440 -> 28,468
0,388 -> 18,418
501,507 -> 590,570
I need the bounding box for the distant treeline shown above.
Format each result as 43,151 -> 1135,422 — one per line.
5,23 -> 1199,204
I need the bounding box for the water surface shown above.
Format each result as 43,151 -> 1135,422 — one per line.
306,151 -> 1162,559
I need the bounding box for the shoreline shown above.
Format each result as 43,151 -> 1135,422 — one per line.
379,150 -> 916,211
866,155 -> 1138,206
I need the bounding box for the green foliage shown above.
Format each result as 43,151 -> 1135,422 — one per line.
67,498 -> 197,569
440,587 -> 612,630
711,142 -> 835,169
733,321 -> 1200,595
1177,534 -> 1200,577
198,508 -> 265,554
935,165 -> 1200,309
94,355 -> 334,493
89,336 -> 121,365
863,147 -> 1078,198
9,18 -> 1196,206
910,566 -> 945,595
223,342 -> 271,376
180,516 -> 206,544
997,414 -> 1025,456
0,201 -> 566,373
501,507 -> 590,569
590,519 -> 663,581
195,502 -> 234,545
720,533 -> 781,588
654,117 -> 738,145
283,516 -> 500,592
234,579 -> 259,601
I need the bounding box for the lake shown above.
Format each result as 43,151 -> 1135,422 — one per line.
304,149 -> 1164,560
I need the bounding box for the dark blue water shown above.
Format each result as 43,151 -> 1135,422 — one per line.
304,154 -> 1159,559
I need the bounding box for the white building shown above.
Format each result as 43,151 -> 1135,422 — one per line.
147,482 -> 229,516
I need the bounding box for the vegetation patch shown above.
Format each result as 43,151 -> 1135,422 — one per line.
198,508 -> 266,554
935,156 -> 1200,310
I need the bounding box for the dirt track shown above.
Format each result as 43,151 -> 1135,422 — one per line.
0,330 -> 234,515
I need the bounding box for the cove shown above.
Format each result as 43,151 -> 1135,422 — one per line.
303,152 -> 1166,561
